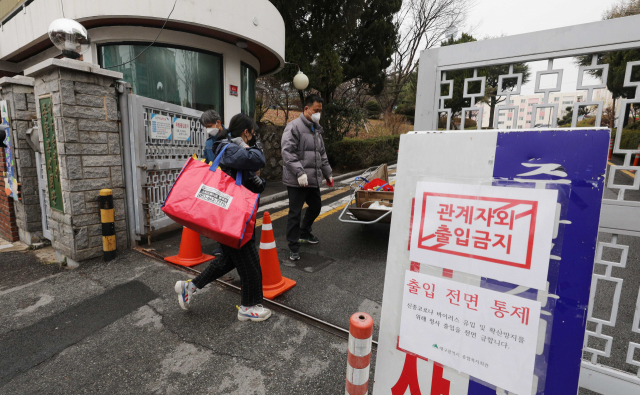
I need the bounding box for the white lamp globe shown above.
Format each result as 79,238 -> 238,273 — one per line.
48,18 -> 90,59
293,71 -> 309,90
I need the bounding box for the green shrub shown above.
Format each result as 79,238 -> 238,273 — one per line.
365,100 -> 382,119
326,135 -> 401,171
627,120 -> 640,130
576,118 -> 596,127
611,128 -> 640,150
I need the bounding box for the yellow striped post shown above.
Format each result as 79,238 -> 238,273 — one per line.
99,189 -> 116,261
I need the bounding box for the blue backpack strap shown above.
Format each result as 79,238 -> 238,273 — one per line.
210,143 -> 230,171
209,143 -> 243,186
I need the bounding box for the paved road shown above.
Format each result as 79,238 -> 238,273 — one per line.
2,159 -> 637,394
152,170 -> 397,342
0,172 -> 391,395
0,248 -> 365,394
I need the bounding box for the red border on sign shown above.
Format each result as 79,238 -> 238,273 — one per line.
396,336 -> 429,361
417,192 -> 538,270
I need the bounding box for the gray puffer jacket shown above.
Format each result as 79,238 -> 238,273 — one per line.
281,113 -> 332,188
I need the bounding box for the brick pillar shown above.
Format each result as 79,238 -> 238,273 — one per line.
25,58 -> 125,266
0,76 -> 42,244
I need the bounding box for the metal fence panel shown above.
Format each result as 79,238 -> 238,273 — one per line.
127,94 -> 207,237
415,14 -> 640,393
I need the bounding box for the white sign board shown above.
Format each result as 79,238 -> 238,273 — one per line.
150,114 -> 172,140
409,182 -> 557,290
399,271 -> 541,395
173,117 -> 191,141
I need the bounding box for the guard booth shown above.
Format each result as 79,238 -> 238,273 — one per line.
0,0 -> 285,263
373,14 -> 640,395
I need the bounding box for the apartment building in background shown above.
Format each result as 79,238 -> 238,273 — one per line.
481,90 -> 616,129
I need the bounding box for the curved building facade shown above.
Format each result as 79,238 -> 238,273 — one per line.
0,0 -> 285,260
0,0 -> 285,121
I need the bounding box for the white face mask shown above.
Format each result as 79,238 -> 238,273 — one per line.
311,112 -> 321,123
206,127 -> 219,137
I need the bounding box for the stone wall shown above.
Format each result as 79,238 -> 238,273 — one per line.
257,124 -> 285,181
0,77 -> 42,244
26,59 -> 125,263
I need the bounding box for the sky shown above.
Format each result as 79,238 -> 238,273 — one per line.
464,0 -> 618,39
459,0 -> 621,95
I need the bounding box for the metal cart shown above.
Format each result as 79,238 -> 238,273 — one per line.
338,164 -> 393,225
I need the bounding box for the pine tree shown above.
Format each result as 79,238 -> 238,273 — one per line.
268,0 -> 402,104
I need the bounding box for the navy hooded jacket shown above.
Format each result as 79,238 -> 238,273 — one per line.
212,138 -> 266,194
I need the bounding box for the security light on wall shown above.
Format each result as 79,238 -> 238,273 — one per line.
48,18 -> 91,59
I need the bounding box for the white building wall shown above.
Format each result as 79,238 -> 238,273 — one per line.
0,0 -> 285,68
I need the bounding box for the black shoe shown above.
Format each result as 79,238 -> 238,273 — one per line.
211,247 -> 223,257
289,251 -> 301,261
299,234 -> 319,244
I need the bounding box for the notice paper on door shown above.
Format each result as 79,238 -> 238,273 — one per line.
399,270 -> 541,395
150,114 -> 172,140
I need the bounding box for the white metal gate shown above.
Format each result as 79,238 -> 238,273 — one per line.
415,15 -> 640,394
34,152 -> 51,241
121,92 -> 208,242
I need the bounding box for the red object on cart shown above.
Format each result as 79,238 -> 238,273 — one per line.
364,178 -> 394,192
162,145 -> 259,249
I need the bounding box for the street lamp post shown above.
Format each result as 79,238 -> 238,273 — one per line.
286,62 -> 309,90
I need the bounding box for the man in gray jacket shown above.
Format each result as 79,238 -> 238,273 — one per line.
281,95 -> 333,261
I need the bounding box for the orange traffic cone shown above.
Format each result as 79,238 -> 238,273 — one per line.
259,212 -> 296,299
164,227 -> 214,267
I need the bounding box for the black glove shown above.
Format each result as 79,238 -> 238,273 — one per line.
250,138 -> 263,151
249,175 -> 266,193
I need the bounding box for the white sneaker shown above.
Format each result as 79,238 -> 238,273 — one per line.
237,304 -> 272,322
174,280 -> 197,310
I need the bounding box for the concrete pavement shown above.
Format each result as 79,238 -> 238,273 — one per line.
2,160 -> 638,394
0,248 -> 368,394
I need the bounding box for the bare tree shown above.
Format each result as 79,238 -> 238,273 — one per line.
257,75 -> 301,125
378,0 -> 474,115
604,0 -> 640,18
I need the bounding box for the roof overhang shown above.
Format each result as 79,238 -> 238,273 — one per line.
0,0 -> 285,75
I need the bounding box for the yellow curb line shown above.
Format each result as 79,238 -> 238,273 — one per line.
315,199 -> 356,222
256,185 -> 352,228
256,173 -> 397,227
608,161 -> 636,179
314,180 -> 396,223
